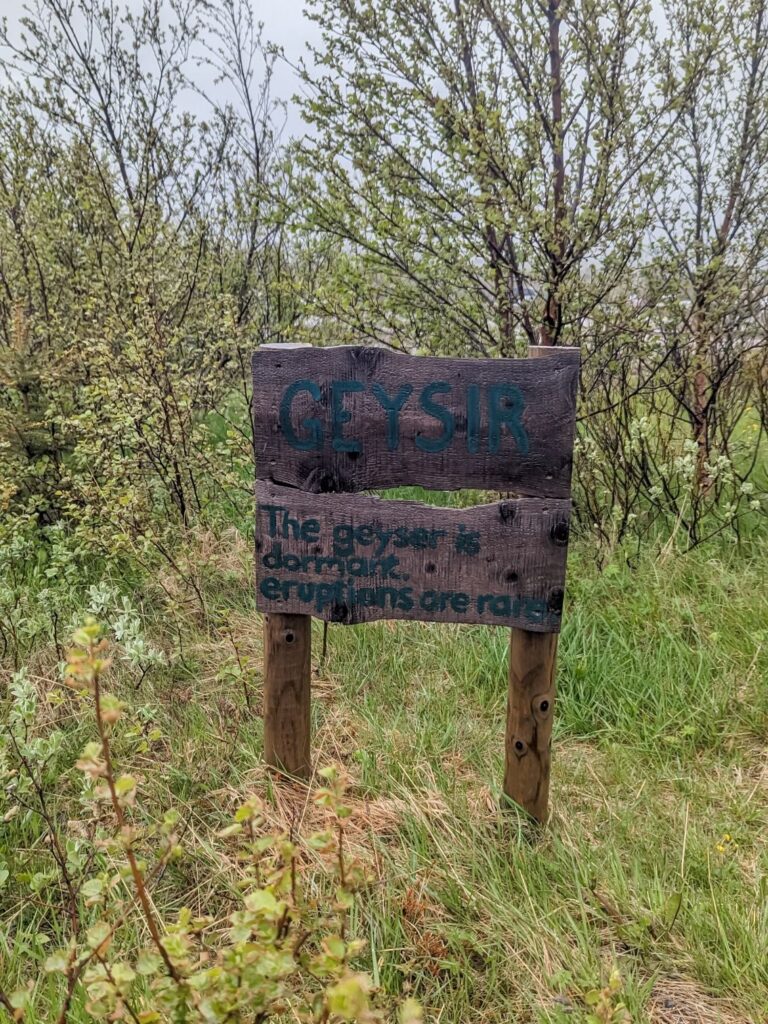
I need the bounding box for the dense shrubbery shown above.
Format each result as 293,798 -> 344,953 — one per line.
297,0 -> 768,544
0,0 -> 766,563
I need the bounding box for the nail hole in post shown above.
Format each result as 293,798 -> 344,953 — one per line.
285,631 -> 295,644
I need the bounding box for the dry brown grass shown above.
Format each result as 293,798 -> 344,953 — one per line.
648,977 -> 756,1024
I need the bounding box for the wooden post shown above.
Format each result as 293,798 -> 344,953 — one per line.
504,630 -> 558,822
503,343 -> 564,824
263,612 -> 311,778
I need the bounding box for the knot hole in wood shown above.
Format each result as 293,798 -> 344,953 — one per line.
532,691 -> 554,721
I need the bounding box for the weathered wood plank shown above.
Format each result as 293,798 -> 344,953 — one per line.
255,481 -> 571,631
252,345 -> 579,498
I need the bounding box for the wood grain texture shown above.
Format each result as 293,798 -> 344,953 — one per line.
262,612 -> 311,778
252,345 -> 579,497
504,345 -> 565,823
503,630 -> 557,823
255,480 -> 570,631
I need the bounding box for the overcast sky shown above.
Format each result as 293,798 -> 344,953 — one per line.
1,0 -> 319,138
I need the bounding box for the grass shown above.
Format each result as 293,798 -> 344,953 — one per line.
1,521 -> 768,1022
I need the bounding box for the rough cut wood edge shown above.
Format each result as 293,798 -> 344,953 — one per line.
504,343 -> 566,823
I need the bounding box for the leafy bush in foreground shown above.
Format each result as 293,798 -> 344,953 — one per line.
0,621 -> 417,1024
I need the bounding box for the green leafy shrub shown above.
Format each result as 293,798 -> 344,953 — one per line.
1,621 -> 415,1023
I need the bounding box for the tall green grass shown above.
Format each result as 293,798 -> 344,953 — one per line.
1,512 -> 767,1021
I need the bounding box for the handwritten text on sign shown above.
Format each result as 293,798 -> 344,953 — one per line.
255,482 -> 571,631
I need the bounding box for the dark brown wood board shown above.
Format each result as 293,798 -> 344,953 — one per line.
252,345 -> 579,498
255,481 -> 571,631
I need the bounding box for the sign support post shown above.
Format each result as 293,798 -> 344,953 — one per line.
260,344 -> 313,780
263,611 -> 312,778
504,344 -> 563,823
504,630 -> 557,822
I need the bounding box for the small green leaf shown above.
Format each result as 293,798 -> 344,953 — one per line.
243,889 -> 283,919
324,935 -> 346,960
111,962 -> 135,986
326,974 -> 371,1018
44,949 -> 71,974
162,809 -> 180,829
135,949 -> 163,975
87,921 -> 111,951
662,890 -> 683,928
115,775 -> 136,797
81,878 -> 104,903
400,998 -> 423,1024
9,988 -> 31,1010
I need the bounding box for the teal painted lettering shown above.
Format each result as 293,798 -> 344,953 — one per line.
301,518 -> 320,542
488,384 -> 528,454
489,594 -> 511,616
259,504 -> 285,538
355,525 -> 374,545
263,543 -> 283,569
524,597 -> 547,623
454,525 -> 481,555
331,379 -> 364,452
371,382 -> 413,450
415,382 -> 454,453
259,577 -> 281,600
314,583 -> 338,613
279,380 -> 322,451
333,523 -> 355,556
279,509 -> 303,539
466,384 -> 480,454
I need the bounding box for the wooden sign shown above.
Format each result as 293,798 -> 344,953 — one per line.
253,345 -> 578,497
256,481 -> 570,631
252,344 -> 579,824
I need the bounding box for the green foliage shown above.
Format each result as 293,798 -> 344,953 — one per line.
0,621 -> 396,1023
299,0 -> 665,355
0,0 -> 338,564
1,0 -> 766,553
1,2 -> 768,1017
296,0 -> 768,544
